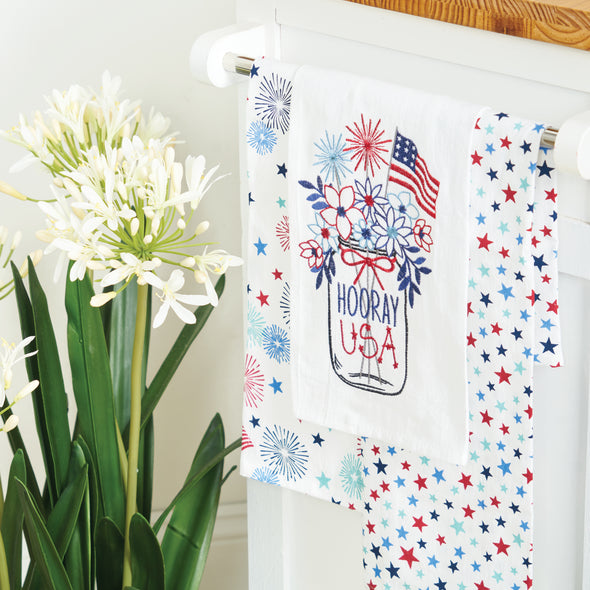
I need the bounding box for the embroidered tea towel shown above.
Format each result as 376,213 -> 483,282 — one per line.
289,65 -> 485,464
359,110 -> 562,590
241,58 -> 369,505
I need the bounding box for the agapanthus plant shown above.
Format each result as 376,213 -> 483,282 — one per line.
0,73 -> 241,590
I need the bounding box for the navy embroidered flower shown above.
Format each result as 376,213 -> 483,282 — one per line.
372,207 -> 413,258
354,178 -> 388,222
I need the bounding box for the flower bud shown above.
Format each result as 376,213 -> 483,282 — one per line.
177,218 -> 186,230
11,231 -> 22,250
181,257 -> 196,268
144,234 -> 153,245
90,291 -> 117,307
130,217 -> 140,236
14,380 -> 39,402
194,220 -> 209,236
194,269 -> 207,284
2,414 -> 19,433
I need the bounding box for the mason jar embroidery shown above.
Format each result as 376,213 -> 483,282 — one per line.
297,120 -> 438,397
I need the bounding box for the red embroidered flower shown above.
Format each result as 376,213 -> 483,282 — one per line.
344,115 -> 391,176
299,239 -> 324,269
320,185 -> 365,240
413,218 -> 433,252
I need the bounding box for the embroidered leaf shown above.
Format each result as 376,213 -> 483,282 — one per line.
420,267 -> 432,275
306,193 -> 321,202
399,276 -> 410,291
415,270 -> 421,285
312,202 -> 328,210
397,264 -> 406,282
315,269 -> 323,289
328,252 -> 336,275
414,257 -> 426,265
317,175 -> 323,193
407,246 -> 420,254
408,286 -> 415,308
298,180 -> 316,190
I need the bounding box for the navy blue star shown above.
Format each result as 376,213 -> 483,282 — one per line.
491,201 -> 501,211
484,552 -> 493,562
487,168 -> 498,181
514,270 -> 524,281
418,538 -> 427,549
495,112 -> 509,119
479,521 -> 489,533
312,433 -> 325,446
430,510 -> 440,521
374,458 -> 388,474
481,465 -> 492,479
527,202 -> 535,213
514,447 -> 522,459
541,338 -> 557,353
249,415 -> 260,428
435,578 -> 447,589
480,292 -> 492,307
248,192 -> 255,205
277,163 -> 287,176
331,498 -> 341,505
497,344 -> 507,356
524,385 -> 532,396
364,502 -> 372,514
520,140 -> 532,153
537,160 -> 554,177
370,543 -> 382,559
444,499 -> 453,510
386,562 -> 400,578
496,516 -> 506,527
509,502 -> 521,513
505,160 -> 515,171
523,557 -> 531,567
481,351 -> 490,363
448,561 -> 459,573
486,381 -> 496,392
511,327 -> 523,340
533,254 -> 548,271
550,210 -> 558,221
250,63 -> 260,77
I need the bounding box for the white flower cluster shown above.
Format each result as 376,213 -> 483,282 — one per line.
0,336 -> 39,433
2,72 -> 241,327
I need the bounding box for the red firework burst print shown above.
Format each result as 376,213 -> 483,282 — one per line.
244,354 -> 265,408
276,215 -> 290,251
344,115 -> 391,176
242,427 -> 254,450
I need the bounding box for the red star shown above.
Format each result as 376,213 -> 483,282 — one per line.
348,503 -> 356,510
462,505 -> 475,519
380,480 -> 391,493
414,475 -> 428,490
401,461 -> 411,471
524,576 -> 533,589
467,332 -> 477,347
467,301 -> 474,315
477,233 -> 493,250
412,516 -> 427,531
541,274 -> 551,284
493,537 -> 510,555
502,184 -> 516,202
495,366 -> 512,384
371,445 -> 380,455
500,423 -> 510,435
475,118 -> 481,130
475,581 -> 490,590
272,268 -> 283,280
471,151 -> 483,165
547,299 -> 559,314
370,489 -> 380,501
368,581 -> 377,590
500,136 -> 512,148
499,246 -> 510,259
366,521 -> 376,534
458,473 -> 473,489
523,468 -> 533,484
490,496 -> 501,508
256,291 -> 269,306
540,225 -> 552,236
531,235 -> 540,248
545,188 -> 557,202
399,546 -> 419,568
480,410 -> 493,426
490,322 -> 502,335
436,534 -> 446,545
524,405 -> 533,419
525,290 -> 538,306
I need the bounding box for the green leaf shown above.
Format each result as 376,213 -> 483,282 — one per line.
153,434 -> 240,534
95,518 -> 123,590
142,275 -> 225,429
10,262 -> 65,512
16,480 -> 73,590
76,436 -> 99,536
65,271 -> 125,530
129,513 -> 165,590
2,451 -> 26,590
137,416 -> 154,521
161,414 -> 225,589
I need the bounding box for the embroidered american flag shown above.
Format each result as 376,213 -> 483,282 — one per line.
389,131 -> 439,218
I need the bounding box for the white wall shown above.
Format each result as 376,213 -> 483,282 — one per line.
0,1 -> 247,588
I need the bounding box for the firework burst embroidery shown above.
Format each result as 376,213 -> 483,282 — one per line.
260,425 -> 309,481
344,115 -> 391,176
275,215 -> 290,251
251,466 -> 280,486
247,120 -> 277,155
244,354 -> 265,408
262,323 -> 290,363
339,453 -> 365,500
241,427 -> 254,450
313,131 -> 352,186
254,73 -> 292,134
280,282 -> 290,326
247,303 -> 265,346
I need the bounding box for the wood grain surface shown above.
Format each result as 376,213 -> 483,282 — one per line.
344,0 -> 590,49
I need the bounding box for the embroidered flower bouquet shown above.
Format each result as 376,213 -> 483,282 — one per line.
0,73 -> 241,590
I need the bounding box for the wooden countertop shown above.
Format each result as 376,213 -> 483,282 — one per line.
345,0 -> 590,50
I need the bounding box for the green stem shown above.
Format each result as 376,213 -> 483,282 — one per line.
0,531 -> 9,590
121,283 -> 149,589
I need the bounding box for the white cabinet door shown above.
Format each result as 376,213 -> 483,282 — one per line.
239,2 -> 590,588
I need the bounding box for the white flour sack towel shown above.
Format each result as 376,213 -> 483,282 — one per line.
289,66 -> 485,464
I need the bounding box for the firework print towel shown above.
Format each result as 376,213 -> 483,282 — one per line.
288,65 -> 485,464
359,109 -> 562,590
241,59 -> 371,503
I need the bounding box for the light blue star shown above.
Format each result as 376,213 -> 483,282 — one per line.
478,264 -> 490,276
476,213 -> 486,225
498,221 -> 509,234
382,536 -> 393,549
541,318 -> 555,330
432,468 -> 445,483
498,283 -> 514,300
427,554 -> 439,567
269,377 -> 283,393
520,309 -> 531,321
497,264 -> 507,275
492,570 -> 504,583
254,238 -> 268,255
394,476 -> 405,488
277,196 -> 286,208
408,494 -> 418,506
316,472 -> 330,488
495,401 -> 506,413
420,455 -> 430,465
520,177 -> 530,191
451,519 -> 465,535
514,361 -> 525,375
396,526 -> 408,539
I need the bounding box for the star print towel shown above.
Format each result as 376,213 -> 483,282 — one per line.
288,65 -> 485,464
358,109 -> 562,590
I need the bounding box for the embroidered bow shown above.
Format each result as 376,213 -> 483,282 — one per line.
340,247 -> 396,290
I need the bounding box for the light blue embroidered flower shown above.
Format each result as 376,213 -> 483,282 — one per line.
246,120 -> 277,155
373,208 -> 413,258
313,131 -> 352,186
352,218 -> 376,250
389,190 -> 420,222
307,212 -> 339,253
